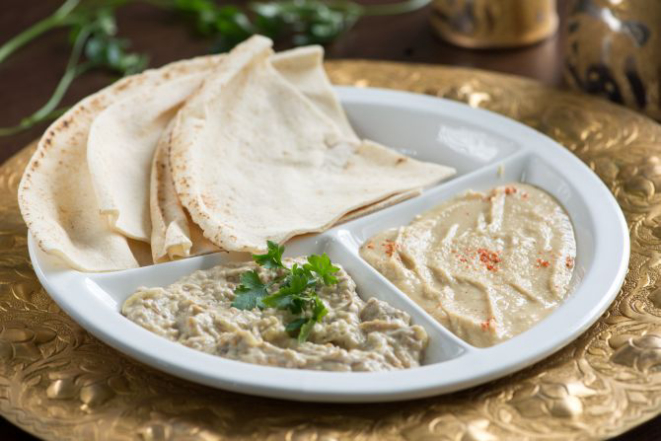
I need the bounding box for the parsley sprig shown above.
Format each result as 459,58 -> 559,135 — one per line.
232,241 -> 339,342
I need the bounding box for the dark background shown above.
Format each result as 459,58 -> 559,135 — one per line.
0,1 -> 658,439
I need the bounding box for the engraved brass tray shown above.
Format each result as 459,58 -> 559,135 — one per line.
1,61 -> 659,440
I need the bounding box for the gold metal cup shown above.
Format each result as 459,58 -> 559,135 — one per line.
431,0 -> 559,49
564,0 -> 661,121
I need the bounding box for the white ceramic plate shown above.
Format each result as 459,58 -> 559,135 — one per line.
28,87 -> 629,403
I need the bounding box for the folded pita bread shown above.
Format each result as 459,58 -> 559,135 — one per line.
20,35 -> 454,270
88,45 -> 357,263
87,70 -> 215,242
150,120 -> 219,262
18,55 -> 224,271
170,36 -> 455,253
337,188 -> 422,224
270,46 -> 357,141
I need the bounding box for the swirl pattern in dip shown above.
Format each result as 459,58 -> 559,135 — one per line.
360,183 -> 576,347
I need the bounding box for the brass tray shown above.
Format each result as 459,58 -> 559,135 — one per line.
1,61 -> 660,440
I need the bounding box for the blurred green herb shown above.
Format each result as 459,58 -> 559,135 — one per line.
0,1 -> 147,136
252,240 -> 285,269
169,0 -> 431,52
170,0 -> 362,52
0,0 -> 80,65
0,0 -> 430,136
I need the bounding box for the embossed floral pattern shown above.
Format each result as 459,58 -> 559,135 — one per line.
610,332 -> 661,372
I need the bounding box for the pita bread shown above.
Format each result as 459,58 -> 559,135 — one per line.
18,55 -> 223,271
20,35 -> 454,270
170,36 -> 455,253
150,121 -> 219,262
149,157 -> 415,264
271,46 -> 357,141
336,188 -> 422,224
87,70 -> 215,242
87,45 -> 356,262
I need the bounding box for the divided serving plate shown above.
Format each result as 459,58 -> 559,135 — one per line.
28,87 -> 629,403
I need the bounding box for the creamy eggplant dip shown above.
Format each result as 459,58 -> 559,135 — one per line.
122,259 -> 428,371
360,183 -> 576,348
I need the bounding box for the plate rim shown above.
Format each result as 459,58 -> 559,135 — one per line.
28,86 -> 630,402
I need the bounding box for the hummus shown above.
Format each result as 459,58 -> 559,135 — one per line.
122,259 -> 428,371
360,183 -> 576,347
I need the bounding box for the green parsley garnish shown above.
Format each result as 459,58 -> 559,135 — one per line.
232,271 -> 269,310
252,240 -> 285,269
304,253 -> 339,286
231,241 -> 338,343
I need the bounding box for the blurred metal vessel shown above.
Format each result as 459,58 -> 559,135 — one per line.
564,0 -> 660,121
431,0 -> 558,48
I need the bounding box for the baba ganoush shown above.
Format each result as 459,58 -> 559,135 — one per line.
122,259 -> 428,371
360,183 -> 576,347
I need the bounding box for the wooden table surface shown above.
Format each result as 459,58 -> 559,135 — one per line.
0,1 -> 659,440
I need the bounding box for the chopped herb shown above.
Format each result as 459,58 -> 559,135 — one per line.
231,270 -> 269,310
304,253 -> 340,286
232,242 -> 336,342
298,317 -> 317,342
252,240 -> 285,269
285,318 -> 307,334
